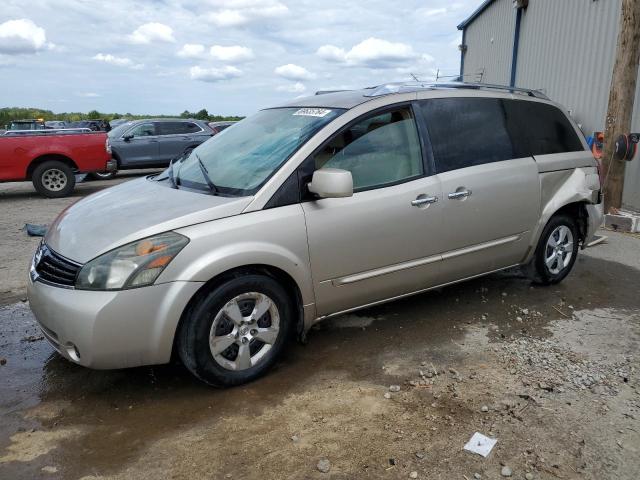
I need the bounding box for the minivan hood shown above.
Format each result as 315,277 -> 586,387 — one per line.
45,177 -> 252,263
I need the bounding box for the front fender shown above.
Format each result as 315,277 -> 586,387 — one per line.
160,205 -> 315,309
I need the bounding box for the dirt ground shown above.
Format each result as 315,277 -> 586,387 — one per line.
0,175 -> 639,480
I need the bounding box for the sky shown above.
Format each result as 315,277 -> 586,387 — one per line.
0,0 -> 481,117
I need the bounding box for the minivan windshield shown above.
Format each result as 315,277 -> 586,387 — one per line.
170,107 -> 344,196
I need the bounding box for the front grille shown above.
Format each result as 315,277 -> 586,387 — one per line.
35,244 -> 81,287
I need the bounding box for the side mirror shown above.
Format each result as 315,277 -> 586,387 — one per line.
308,168 -> 353,198
123,133 -> 133,141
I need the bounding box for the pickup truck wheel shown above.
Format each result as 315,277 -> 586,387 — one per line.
530,214 -> 579,285
32,161 -> 76,198
177,274 -> 293,387
89,170 -> 117,180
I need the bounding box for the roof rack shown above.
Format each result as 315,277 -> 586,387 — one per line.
363,81 -> 549,100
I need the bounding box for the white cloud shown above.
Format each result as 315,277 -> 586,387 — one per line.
177,43 -> 206,59
190,65 -> 243,82
422,7 -> 447,18
210,45 -> 254,62
78,92 -> 101,97
0,19 -> 52,55
206,0 -> 288,27
129,23 -> 175,44
317,37 -> 424,68
93,53 -> 143,69
274,63 -> 315,81
277,82 -> 306,93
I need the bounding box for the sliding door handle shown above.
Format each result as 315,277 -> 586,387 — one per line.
448,189 -> 472,200
411,195 -> 438,207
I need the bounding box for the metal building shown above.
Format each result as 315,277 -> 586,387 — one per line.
458,0 -> 640,210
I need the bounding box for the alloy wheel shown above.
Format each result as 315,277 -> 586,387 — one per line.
209,292 -> 280,371
41,168 -> 68,192
545,225 -> 574,275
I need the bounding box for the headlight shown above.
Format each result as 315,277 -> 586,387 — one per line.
75,232 -> 189,291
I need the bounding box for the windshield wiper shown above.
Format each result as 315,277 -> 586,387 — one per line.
195,153 -> 220,195
165,158 -> 179,189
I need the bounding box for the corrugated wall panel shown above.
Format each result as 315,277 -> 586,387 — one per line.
461,0 -> 640,210
624,66 -> 640,211
462,0 -> 515,84
516,0 -> 621,137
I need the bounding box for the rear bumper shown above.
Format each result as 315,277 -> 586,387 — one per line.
585,202 -> 604,246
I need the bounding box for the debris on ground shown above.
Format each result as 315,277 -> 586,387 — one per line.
500,465 -> 512,477
316,458 -> 331,473
499,336 -> 632,394
463,432 -> 497,458
22,223 -> 48,237
389,385 -> 401,392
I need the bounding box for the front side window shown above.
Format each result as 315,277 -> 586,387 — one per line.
315,106 -> 423,190
420,98 -> 515,174
128,123 -> 155,137
174,107 -> 344,196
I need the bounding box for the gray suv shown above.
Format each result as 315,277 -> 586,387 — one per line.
28,82 -> 603,387
101,119 -> 213,178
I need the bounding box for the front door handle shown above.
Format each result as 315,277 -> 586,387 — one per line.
448,189 -> 472,200
411,195 -> 438,207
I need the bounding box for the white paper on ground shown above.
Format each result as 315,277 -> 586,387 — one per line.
463,432 -> 497,457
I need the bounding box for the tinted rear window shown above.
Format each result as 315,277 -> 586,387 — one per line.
157,122 -> 201,135
419,98 -> 515,173
503,100 -> 584,156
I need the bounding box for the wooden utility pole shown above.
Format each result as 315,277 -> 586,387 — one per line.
602,0 -> 640,213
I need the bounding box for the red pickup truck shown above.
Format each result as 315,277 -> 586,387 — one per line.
0,131 -> 115,197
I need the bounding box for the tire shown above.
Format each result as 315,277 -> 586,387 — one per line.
89,170 -> 117,180
32,160 -> 76,198
177,274 -> 294,387
530,214 -> 580,285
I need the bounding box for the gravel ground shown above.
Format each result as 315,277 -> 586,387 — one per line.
0,177 -> 638,479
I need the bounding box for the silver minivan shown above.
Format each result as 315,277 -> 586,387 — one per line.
28,83 -> 603,386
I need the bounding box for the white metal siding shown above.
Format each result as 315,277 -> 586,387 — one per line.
461,0 -> 640,210
516,0 -> 621,136
624,77 -> 640,210
462,0 -> 515,84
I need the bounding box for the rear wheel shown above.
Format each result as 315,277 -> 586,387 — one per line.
89,170 -> 117,180
530,214 -> 579,285
177,274 -> 293,387
32,160 -> 76,198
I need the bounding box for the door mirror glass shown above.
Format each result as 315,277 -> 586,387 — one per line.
123,133 -> 133,141
308,168 -> 353,198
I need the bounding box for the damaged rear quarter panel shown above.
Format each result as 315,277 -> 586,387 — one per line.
525,151 -> 600,262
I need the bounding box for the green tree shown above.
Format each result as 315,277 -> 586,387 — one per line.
195,109 -> 209,120
87,110 -> 101,119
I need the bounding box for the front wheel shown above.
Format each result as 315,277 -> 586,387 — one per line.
32,160 -> 76,198
530,214 -> 579,285
177,274 -> 294,387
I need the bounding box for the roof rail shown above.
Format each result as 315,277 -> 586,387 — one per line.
363,81 -> 549,100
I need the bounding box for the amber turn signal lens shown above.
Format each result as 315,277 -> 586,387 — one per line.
136,240 -> 167,256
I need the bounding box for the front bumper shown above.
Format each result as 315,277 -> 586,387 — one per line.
27,276 -> 203,369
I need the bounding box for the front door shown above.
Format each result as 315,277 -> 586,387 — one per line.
418,97 -> 541,282
302,104 -> 445,316
118,122 -> 159,167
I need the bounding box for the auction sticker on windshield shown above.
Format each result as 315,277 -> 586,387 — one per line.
293,108 -> 333,117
